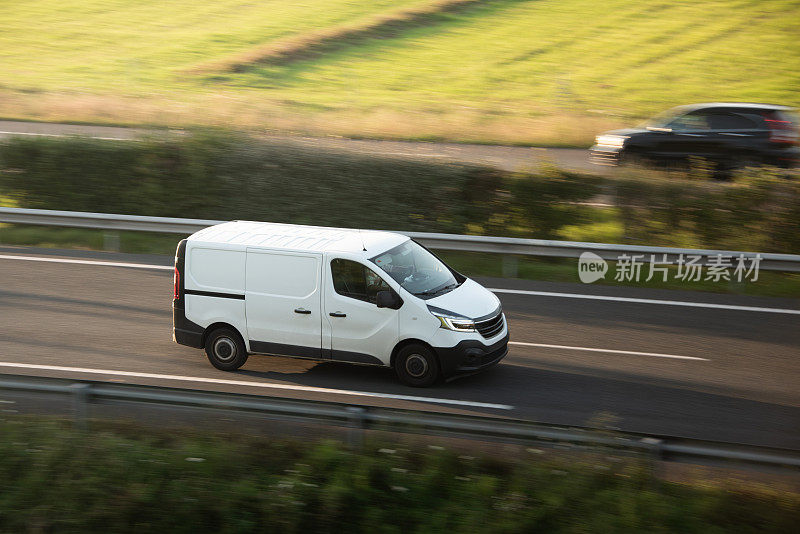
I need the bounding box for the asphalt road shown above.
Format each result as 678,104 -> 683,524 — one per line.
0,120 -> 596,173
0,246 -> 798,449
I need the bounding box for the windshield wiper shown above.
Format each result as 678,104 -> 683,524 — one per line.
413,288 -> 441,296
413,283 -> 458,297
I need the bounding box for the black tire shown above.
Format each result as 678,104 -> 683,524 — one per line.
205,327 -> 248,371
394,344 -> 440,387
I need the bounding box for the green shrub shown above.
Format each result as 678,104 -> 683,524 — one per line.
612,169 -> 800,253
504,164 -> 603,239
0,417 -> 798,533
2,134 -> 798,253
0,132 -> 503,234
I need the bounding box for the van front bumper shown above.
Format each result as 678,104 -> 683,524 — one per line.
434,332 -> 509,380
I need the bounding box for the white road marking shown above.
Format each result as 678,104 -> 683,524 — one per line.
0,254 -> 172,271
0,362 -> 513,410
509,341 -> 709,361
0,253 -> 797,314
491,288 -> 800,315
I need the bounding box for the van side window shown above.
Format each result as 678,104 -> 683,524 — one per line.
331,259 -> 391,304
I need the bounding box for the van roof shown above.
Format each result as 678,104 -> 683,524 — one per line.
187,220 -> 408,255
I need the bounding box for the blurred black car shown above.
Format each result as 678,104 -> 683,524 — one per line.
590,103 -> 799,172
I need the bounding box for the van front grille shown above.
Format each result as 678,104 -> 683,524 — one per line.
475,312 -> 504,339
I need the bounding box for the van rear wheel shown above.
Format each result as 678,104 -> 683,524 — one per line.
205,327 -> 248,371
394,344 -> 440,387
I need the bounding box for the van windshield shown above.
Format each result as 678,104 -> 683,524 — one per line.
371,240 -> 458,298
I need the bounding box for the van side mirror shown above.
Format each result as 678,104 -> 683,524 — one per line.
376,290 -> 402,310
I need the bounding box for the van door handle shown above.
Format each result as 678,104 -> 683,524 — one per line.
329,311 -> 346,318
294,308 -> 311,314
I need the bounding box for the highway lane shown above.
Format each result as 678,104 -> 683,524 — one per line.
0,247 -> 798,448
0,120 -> 596,173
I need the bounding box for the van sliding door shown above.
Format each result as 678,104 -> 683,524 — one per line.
245,249 -> 322,358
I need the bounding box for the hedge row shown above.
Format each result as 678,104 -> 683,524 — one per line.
1,133 -> 797,252
613,169 -> 800,253
0,132 -> 510,234
0,417 -> 797,533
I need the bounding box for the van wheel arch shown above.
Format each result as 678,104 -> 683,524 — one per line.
202,322 -> 247,351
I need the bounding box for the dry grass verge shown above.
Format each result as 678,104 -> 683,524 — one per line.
0,90 -> 621,147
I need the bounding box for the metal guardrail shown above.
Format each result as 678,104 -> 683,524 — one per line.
0,207 -> 220,234
1,207 -> 799,272
1,373 -> 798,470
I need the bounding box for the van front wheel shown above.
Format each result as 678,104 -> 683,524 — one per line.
205,327 -> 248,371
395,344 -> 440,387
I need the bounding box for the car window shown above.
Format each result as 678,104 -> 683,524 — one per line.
707,112 -> 759,130
331,258 -> 391,304
667,110 -> 712,131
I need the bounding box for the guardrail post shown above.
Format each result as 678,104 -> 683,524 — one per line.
103,231 -> 120,252
640,437 -> 664,460
346,406 -> 367,449
71,383 -> 92,430
639,437 -> 664,484
502,255 -> 518,278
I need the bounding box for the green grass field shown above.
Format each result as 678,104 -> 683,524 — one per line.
1,0 -> 798,144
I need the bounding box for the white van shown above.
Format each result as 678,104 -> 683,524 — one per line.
173,221 -> 508,387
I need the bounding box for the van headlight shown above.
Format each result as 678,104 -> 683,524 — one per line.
430,311 -> 475,332
595,135 -> 627,148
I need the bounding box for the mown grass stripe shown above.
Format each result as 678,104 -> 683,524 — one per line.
191,0 -> 492,73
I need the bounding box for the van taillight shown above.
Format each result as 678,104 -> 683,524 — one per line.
173,266 -> 180,300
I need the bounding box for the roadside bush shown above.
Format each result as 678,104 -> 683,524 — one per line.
0,132 -> 503,234
503,163 -> 603,239
0,417 -> 797,533
612,168 -> 800,253
1,134 -> 798,253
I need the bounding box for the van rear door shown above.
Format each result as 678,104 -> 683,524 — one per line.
245,249 -> 323,358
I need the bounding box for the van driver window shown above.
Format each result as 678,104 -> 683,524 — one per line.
331,259 -> 391,304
